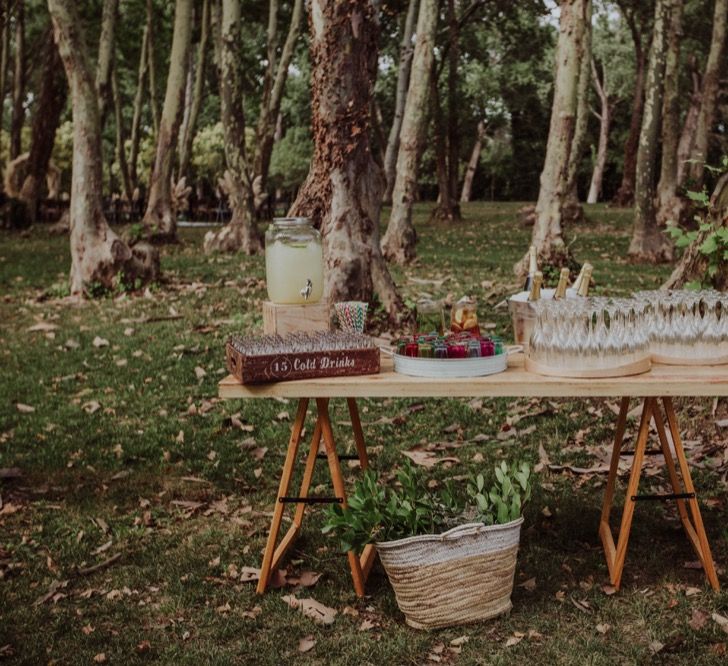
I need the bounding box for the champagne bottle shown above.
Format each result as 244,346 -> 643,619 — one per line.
572,262 -> 592,294
577,265 -> 592,297
522,246 -> 538,292
528,271 -> 543,301
553,267 -> 570,299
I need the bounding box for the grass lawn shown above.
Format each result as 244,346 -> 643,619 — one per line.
2,202 -> 728,665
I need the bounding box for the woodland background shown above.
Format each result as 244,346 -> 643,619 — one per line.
2,0 -> 728,664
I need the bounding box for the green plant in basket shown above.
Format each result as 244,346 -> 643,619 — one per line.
322,460 -> 532,552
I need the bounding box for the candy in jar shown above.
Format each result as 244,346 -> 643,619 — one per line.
450,297 -> 480,335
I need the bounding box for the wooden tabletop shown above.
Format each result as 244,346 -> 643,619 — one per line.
218,353 -> 728,399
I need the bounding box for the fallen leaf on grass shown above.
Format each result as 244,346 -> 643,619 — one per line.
251,447 -> 268,461
596,623 -> 610,635
91,539 -> 112,556
276,411 -> 290,421
288,570 -> 322,588
82,400 -> 101,414
194,366 -> 207,379
402,450 -> 459,468
534,443 -> 551,473
282,595 -> 337,625
242,606 -> 262,619
93,653 -> 107,663
92,337 -> 109,348
299,636 -> 316,653
450,636 -> 469,647
713,613 -> 728,634
601,584 -> 617,596
689,609 -> 710,631
505,632 -> 525,647
518,577 -> 536,591
136,641 -> 151,654
27,322 -> 59,332
359,619 -> 376,631
81,624 -> 95,635
216,602 -> 231,614
649,640 -> 664,655
15,403 -> 35,414
685,586 -> 702,597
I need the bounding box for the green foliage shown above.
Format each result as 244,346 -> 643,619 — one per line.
322,460 -> 532,553
191,123 -> 226,186
268,127 -> 313,192
666,157 -> 728,289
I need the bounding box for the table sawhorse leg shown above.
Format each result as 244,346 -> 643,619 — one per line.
599,396 -> 719,591
256,397 -> 376,596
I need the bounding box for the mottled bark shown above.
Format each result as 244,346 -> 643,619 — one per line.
515,0 -> 585,275
613,3 -> 647,207
663,171 -> 728,290
460,120 -> 485,203
142,0 -> 193,242
252,0 -> 304,208
383,0 -> 418,203
95,0 -> 118,129
111,65 -> 132,202
687,0 -> 727,187
203,0 -> 262,254
380,0 -> 438,264
629,0 -> 672,262
129,20 -> 149,190
47,0 -> 158,297
9,0 -> 24,160
676,61 -> 701,187
0,9 -> 10,176
288,0 -> 406,320
655,0 -> 684,228
587,58 -> 610,204
146,0 -> 160,137
18,32 -> 67,224
431,0 -> 462,222
178,0 -> 209,180
564,0 -> 591,220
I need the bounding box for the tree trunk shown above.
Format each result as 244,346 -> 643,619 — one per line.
95,0 -> 118,130
178,0 -> 209,181
203,0 -> 262,254
628,0 -> 672,262
18,31 -> 67,225
676,60 -> 701,187
687,0 -> 727,187
655,0 -> 684,228
9,0 -> 24,160
380,0 -> 438,265
142,0 -> 193,242
460,120 -> 485,203
430,72 -> 458,222
288,0 -> 406,320
663,171 -> 728,290
0,9 -> 10,178
586,58 -> 610,204
515,0 -> 585,275
146,0 -> 160,137
383,0 -> 418,204
129,20 -> 149,191
112,64 -> 133,203
252,0 -> 304,211
613,5 -> 646,207
445,0 -> 461,218
47,0 -> 158,297
563,0 -> 591,221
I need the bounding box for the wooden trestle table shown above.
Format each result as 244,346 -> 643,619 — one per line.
219,353 -> 726,596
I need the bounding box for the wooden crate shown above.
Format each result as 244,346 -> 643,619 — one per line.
226,342 -> 380,384
262,301 -> 331,336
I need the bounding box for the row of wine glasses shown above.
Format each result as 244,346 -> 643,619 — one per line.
633,290 -> 728,361
528,297 -> 651,371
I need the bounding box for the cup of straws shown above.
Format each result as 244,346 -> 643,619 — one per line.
334,301 -> 369,334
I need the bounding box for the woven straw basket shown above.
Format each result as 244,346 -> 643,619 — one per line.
376,518 -> 523,630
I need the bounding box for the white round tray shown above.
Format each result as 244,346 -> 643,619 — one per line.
393,351 -> 508,378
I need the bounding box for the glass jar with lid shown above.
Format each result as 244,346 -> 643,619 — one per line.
265,217 -> 324,304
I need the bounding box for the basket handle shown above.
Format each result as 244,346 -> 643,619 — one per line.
438,523 -> 486,540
